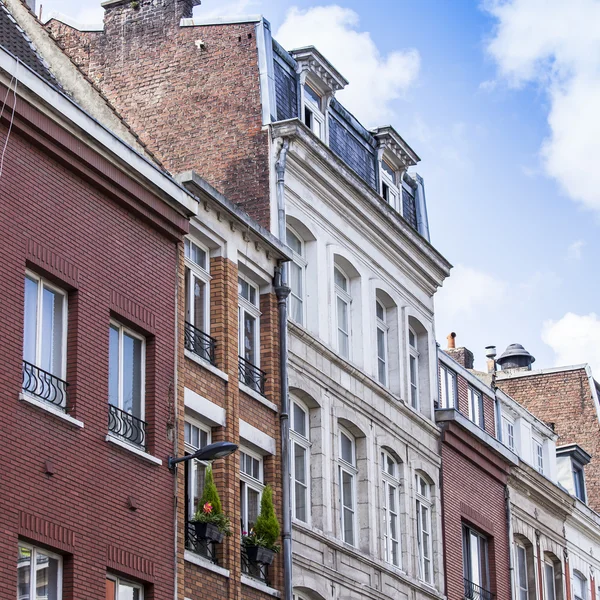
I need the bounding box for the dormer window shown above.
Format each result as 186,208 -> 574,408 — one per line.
556,444 -> 591,503
380,159 -> 399,210
303,83 -> 325,140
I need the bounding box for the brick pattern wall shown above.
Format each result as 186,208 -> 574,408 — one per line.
498,369 -> 600,512
47,1 -> 271,228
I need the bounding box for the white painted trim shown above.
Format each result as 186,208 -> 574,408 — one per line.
184,350 -> 229,382
184,387 -> 226,427
105,434 -> 162,465
184,550 -> 230,577
241,575 -> 281,597
19,393 -> 84,428
239,419 -> 276,455
180,15 -> 262,26
239,382 -> 278,412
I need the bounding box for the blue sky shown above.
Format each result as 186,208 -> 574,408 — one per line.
42,0 -> 600,372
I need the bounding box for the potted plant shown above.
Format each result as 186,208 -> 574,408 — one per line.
242,485 -> 280,565
190,466 -> 231,543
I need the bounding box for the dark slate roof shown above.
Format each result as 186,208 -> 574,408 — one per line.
0,3 -> 60,89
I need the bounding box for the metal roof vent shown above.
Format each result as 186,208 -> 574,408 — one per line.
496,343 -> 535,371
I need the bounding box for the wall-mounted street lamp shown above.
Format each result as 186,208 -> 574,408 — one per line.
168,441 -> 238,472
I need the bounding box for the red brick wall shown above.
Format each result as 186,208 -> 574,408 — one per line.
0,111 -> 181,597
47,1 -> 271,228
498,370 -> 600,512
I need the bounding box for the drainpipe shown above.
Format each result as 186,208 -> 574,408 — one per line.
506,486 -> 516,600
173,242 -> 181,600
275,137 -> 292,600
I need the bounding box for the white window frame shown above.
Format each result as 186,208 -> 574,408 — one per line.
380,157 -> 400,212
516,543 -> 529,600
23,270 -> 68,379
287,226 -> 307,327
334,266 -> 352,360
238,274 -> 261,368
109,320 -> 146,421
184,237 -> 211,334
502,416 -> 515,452
409,327 -> 420,409
18,542 -> 63,600
415,474 -> 433,584
463,525 -> 490,593
544,559 -> 557,600
302,82 -> 326,141
240,447 -> 265,533
106,574 -> 144,599
184,416 -> 212,521
291,399 -> 311,524
381,450 -> 401,568
439,365 -> 457,409
338,427 -> 357,546
468,387 -> 484,428
573,571 -> 587,600
573,461 -> 587,502
532,437 -> 544,474
376,300 -> 389,386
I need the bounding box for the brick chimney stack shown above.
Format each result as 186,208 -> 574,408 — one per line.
444,332 -> 474,369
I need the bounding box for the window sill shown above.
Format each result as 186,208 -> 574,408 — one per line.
184,550 -> 229,577
19,393 -> 84,428
105,434 -> 162,465
241,574 -> 281,597
185,349 -> 229,382
239,382 -> 277,412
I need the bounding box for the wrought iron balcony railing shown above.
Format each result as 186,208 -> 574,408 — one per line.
108,404 -> 147,450
241,546 -> 270,585
185,521 -> 218,564
22,360 -> 69,412
464,578 -> 495,600
238,356 -> 267,396
184,321 -> 217,365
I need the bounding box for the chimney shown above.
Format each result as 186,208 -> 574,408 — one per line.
496,344 -> 535,372
485,345 -> 497,374
444,332 -> 474,370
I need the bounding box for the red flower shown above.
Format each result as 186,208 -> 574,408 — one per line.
203,502 -> 213,514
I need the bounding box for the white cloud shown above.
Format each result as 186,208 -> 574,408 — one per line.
193,0 -> 262,19
542,312 -> 600,374
275,5 -> 420,127
484,0 -> 600,213
567,240 -> 585,260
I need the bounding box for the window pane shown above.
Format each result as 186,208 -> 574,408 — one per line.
122,332 -> 142,417
295,480 -> 307,522
376,301 -> 384,321
294,443 -> 306,483
545,563 -> 555,600
192,276 -> 206,331
18,546 -> 31,600
109,326 -> 119,407
242,312 -> 256,364
304,84 -> 321,107
377,328 -> 386,384
286,228 -> 302,254
248,488 -> 260,529
409,329 -> 416,347
343,507 -> 354,545
41,286 -> 64,376
334,267 -> 347,292
23,276 -> 39,365
293,403 -> 307,437
106,578 -> 116,600
185,239 -> 206,269
290,262 -> 303,324
35,550 -> 60,600
340,433 -> 353,464
117,581 -> 141,600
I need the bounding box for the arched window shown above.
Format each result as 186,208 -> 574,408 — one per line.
338,427 -> 357,545
287,226 -> 306,326
291,399 -> 311,523
415,474 -> 433,583
376,300 -> 388,386
409,327 -> 420,409
573,571 -> 587,600
381,450 -> 401,567
515,541 -> 531,600
544,558 -> 556,600
334,266 -> 351,359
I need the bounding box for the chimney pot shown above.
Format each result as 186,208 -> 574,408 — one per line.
447,332 -> 456,350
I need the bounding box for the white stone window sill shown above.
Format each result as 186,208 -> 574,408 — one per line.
184,550 -> 230,577
19,393 -> 84,428
241,574 -> 281,597
105,434 -> 162,465
239,382 -> 278,412
184,349 -> 229,382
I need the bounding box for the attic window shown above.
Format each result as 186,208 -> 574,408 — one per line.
303,83 -> 325,141
380,158 -> 399,211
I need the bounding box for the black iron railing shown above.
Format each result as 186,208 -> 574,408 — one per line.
238,356 -> 267,395
464,578 -> 495,600
184,321 -> 217,365
108,404 -> 147,450
186,522 -> 218,564
22,360 -> 69,412
241,546 -> 270,585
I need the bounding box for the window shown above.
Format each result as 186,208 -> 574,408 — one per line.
334,266 -> 351,359
18,543 -> 62,600
409,328 -> 419,409
416,474 -> 433,583
303,83 -> 325,140
544,560 -> 557,600
463,526 -> 490,599
108,322 -> 146,447
439,365 -> 457,409
380,158 -> 399,210
238,275 -> 265,392
184,238 -> 213,363
184,418 -> 211,521
106,575 -> 143,600
532,437 -> 544,474
240,449 -> 264,533
287,227 -> 306,326
502,416 -> 515,451
338,428 -> 357,546
381,451 -> 401,567
376,300 -> 388,385
516,544 -> 529,600
573,571 -> 587,600
23,272 -> 68,408
291,400 -> 310,522
573,462 -> 586,502
468,387 -> 484,428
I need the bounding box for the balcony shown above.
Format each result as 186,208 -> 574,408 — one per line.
108,404 -> 147,450
238,356 -> 266,396
22,360 -> 69,412
241,546 -> 270,586
184,321 -> 217,365
464,578 -> 495,600
185,522 -> 218,564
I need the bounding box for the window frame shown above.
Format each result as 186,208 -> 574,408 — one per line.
409,327 -> 420,410
286,226 -> 307,327
290,399 -> 311,524
106,574 -> 144,600
380,157 -> 400,211
17,542 -> 63,600
376,299 -> 389,386
573,461 -> 587,502
439,365 -> 457,409
502,416 -> 516,452
381,450 -> 401,568
573,570 -> 587,600
463,525 -> 490,594
108,320 -> 146,421
334,265 -> 352,360
544,559 -> 557,600
532,436 -> 544,474
468,387 -> 484,428
516,542 -> 529,600
302,82 -> 326,141
184,416 -> 212,522
238,274 -> 261,368
240,447 -> 265,533
415,474 -> 433,584
338,427 -> 357,546
184,237 -> 211,335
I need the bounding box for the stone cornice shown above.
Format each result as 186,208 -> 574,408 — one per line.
290,46 -> 348,94
372,125 -> 420,169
